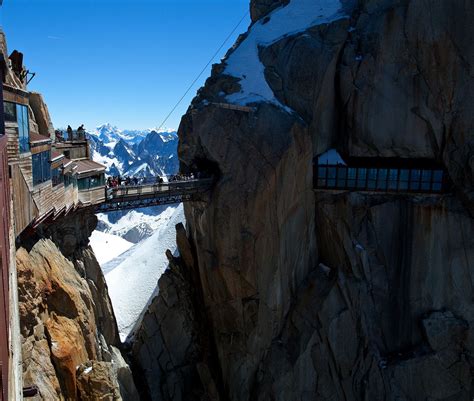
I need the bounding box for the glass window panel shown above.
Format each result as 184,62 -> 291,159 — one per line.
347,168 -> 357,179
78,178 -> 88,190
317,178 -> 326,187
433,170 -> 443,182
327,167 -> 336,187
42,151 -> 51,181
422,170 -> 432,182
398,180 -> 409,190
337,167 -> 347,188
399,169 -> 409,181
421,170 -> 432,190
367,168 -> 377,189
4,102 -> 16,122
32,154 -> 42,185
318,167 -> 327,179
377,169 -> 388,189
388,169 -> 398,190
52,167 -> 63,187
432,182 -> 442,191
410,169 -> 421,190
356,168 -> 366,188
17,104 -> 30,153
347,168 -> 357,188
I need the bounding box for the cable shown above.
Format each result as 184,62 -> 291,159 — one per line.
155,11 -> 249,132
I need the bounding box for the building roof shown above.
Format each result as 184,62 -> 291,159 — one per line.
29,132 -> 51,144
50,151 -> 65,162
62,158 -> 76,174
74,159 -> 106,176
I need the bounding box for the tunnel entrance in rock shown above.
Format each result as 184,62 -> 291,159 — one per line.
183,156 -> 222,181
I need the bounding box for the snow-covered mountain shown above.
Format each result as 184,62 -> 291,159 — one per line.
88,124 -> 179,178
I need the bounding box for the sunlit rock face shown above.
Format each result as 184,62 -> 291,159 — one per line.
17,210 -> 139,401
133,0 -> 474,400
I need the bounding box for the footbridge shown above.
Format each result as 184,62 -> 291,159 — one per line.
96,176 -> 214,212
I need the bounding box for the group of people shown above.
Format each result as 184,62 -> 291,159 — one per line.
107,175 -> 147,188
55,124 -> 86,142
168,172 -> 197,181
106,173 -> 199,188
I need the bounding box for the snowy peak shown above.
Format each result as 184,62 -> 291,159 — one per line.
88,125 -> 179,178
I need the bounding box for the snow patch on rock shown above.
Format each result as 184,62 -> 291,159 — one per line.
225,0 -> 346,107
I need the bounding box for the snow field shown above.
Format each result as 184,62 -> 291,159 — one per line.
90,231 -> 134,265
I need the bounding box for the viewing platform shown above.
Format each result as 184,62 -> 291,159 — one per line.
97,176 -> 214,212
314,150 -> 449,195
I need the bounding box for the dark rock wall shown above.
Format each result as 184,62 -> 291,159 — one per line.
133,0 -> 474,400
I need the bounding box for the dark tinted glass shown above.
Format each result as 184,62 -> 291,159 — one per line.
410,169 -> 421,190
327,167 -> 336,187
377,169 -> 388,190
357,168 -> 366,188
367,168 -> 377,189
17,104 -> 30,153
4,102 -> 16,122
337,167 -> 347,188
388,169 -> 398,190
347,168 -> 357,188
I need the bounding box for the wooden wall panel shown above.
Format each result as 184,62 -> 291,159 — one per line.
11,165 -> 38,236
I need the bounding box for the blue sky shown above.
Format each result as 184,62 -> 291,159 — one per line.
0,0 -> 249,131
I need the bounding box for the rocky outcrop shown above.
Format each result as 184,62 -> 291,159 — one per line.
250,0 -> 289,22
135,0 -> 474,400
131,224 -> 221,401
17,210 -> 138,400
29,92 -> 55,140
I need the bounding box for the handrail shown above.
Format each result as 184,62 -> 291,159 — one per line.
97,176 -> 214,212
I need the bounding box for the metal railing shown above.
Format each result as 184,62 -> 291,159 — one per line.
314,165 -> 448,194
97,177 -> 214,212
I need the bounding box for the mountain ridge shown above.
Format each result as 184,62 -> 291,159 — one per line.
87,124 -> 179,178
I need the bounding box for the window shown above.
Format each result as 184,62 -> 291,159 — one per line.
432,170 -> 443,191
327,167 -> 336,187
347,168 -> 357,188
337,167 -> 347,188
317,167 -> 327,187
52,167 -> 64,187
388,169 -> 398,190
77,174 -> 105,190
367,168 -> 377,189
4,102 -> 16,122
399,169 -> 409,190
420,170 -> 432,191
3,102 -> 30,152
410,169 -> 421,190
377,169 -> 388,190
17,104 -> 30,153
32,151 -> 51,186
357,168 -> 367,188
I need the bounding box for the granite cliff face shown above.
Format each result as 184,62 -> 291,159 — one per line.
132,0 -> 473,400
17,210 -> 139,400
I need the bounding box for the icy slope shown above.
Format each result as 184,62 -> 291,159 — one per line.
101,204 -> 185,341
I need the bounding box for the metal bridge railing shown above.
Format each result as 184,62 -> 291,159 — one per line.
97,177 -> 214,212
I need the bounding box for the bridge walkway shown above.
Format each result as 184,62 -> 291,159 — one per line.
96,177 -> 214,212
